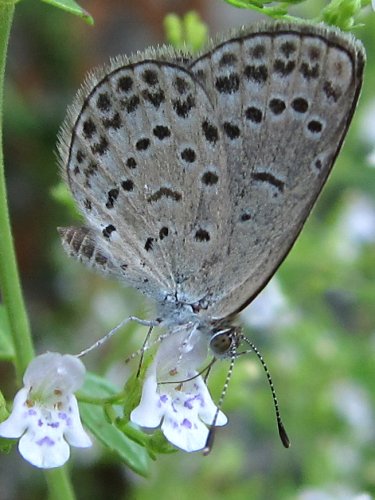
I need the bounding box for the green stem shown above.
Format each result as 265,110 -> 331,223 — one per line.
78,390 -> 127,405
0,1 -> 34,380
45,467 -> 76,500
0,4 -> 75,498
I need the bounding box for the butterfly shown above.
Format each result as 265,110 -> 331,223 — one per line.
57,22 -> 365,451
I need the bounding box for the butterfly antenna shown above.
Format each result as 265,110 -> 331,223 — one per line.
241,336 -> 290,448
203,343 -> 236,456
204,362 -> 213,383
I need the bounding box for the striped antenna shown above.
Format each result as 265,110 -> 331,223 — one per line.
204,329 -> 290,453
240,335 -> 290,448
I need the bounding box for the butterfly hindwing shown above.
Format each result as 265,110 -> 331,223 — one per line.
59,60 -> 232,301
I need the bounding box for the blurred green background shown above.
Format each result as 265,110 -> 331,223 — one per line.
0,1 -> 374,499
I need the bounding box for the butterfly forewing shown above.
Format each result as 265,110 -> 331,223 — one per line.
189,24 -> 365,318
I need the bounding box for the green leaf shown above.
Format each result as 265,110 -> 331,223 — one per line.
222,0 -> 290,17
79,372 -> 150,477
321,0 -> 362,30
222,0 -> 371,26
51,182 -> 82,221
0,304 -> 15,361
40,0 -> 94,25
122,372 -> 143,421
147,430 -> 177,455
183,11 -> 208,52
0,392 -> 13,454
164,13 -> 183,49
0,391 -> 9,422
164,11 -> 208,52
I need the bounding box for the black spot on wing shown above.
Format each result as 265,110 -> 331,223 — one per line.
251,171 -> 285,193
147,187 -> 182,203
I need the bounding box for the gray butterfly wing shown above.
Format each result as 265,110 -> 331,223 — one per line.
189,23 -> 365,319
58,59 -> 232,302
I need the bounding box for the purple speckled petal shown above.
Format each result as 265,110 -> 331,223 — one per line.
36,436 -> 55,447
195,393 -> 205,407
181,418 -> 192,429
47,422 -> 59,428
19,429 -> 70,468
183,397 -> 195,409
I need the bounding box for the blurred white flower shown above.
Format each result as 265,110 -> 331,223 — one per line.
298,487 -> 372,500
331,380 -> 374,444
334,194 -> 375,261
241,278 -> 294,330
0,352 -> 91,468
131,327 -> 227,452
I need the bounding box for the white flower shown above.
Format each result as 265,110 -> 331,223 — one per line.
241,278 -> 295,330
131,326 -> 227,452
334,194 -> 375,261
0,352 -> 91,468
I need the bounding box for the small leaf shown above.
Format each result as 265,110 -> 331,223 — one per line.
0,391 -> 9,422
51,182 -> 82,220
0,305 -> 15,361
164,11 -> 208,52
0,392 -> 13,454
148,430 -> 177,455
40,0 -> 94,25
79,373 -> 150,477
164,14 -> 183,49
184,11 -> 208,52
321,0 -> 362,30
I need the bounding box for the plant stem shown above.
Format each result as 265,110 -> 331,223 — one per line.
0,1 -> 35,380
0,4 -> 76,499
45,467 -> 76,500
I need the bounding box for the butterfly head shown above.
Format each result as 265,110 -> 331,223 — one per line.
209,325 -> 242,359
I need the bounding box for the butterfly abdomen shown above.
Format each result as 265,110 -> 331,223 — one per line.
58,226 -> 112,273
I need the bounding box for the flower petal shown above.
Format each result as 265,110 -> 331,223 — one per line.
131,371 -> 164,428
131,327 -> 228,452
24,353 -> 85,396
161,411 -> 209,452
192,377 -> 227,426
0,388 -> 29,438
63,396 -> 91,447
19,430 -> 70,469
1,352 -> 91,468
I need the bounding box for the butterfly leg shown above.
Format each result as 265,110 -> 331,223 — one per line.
76,316 -> 160,358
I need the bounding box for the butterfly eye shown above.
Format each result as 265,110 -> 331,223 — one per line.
209,330 -> 233,356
